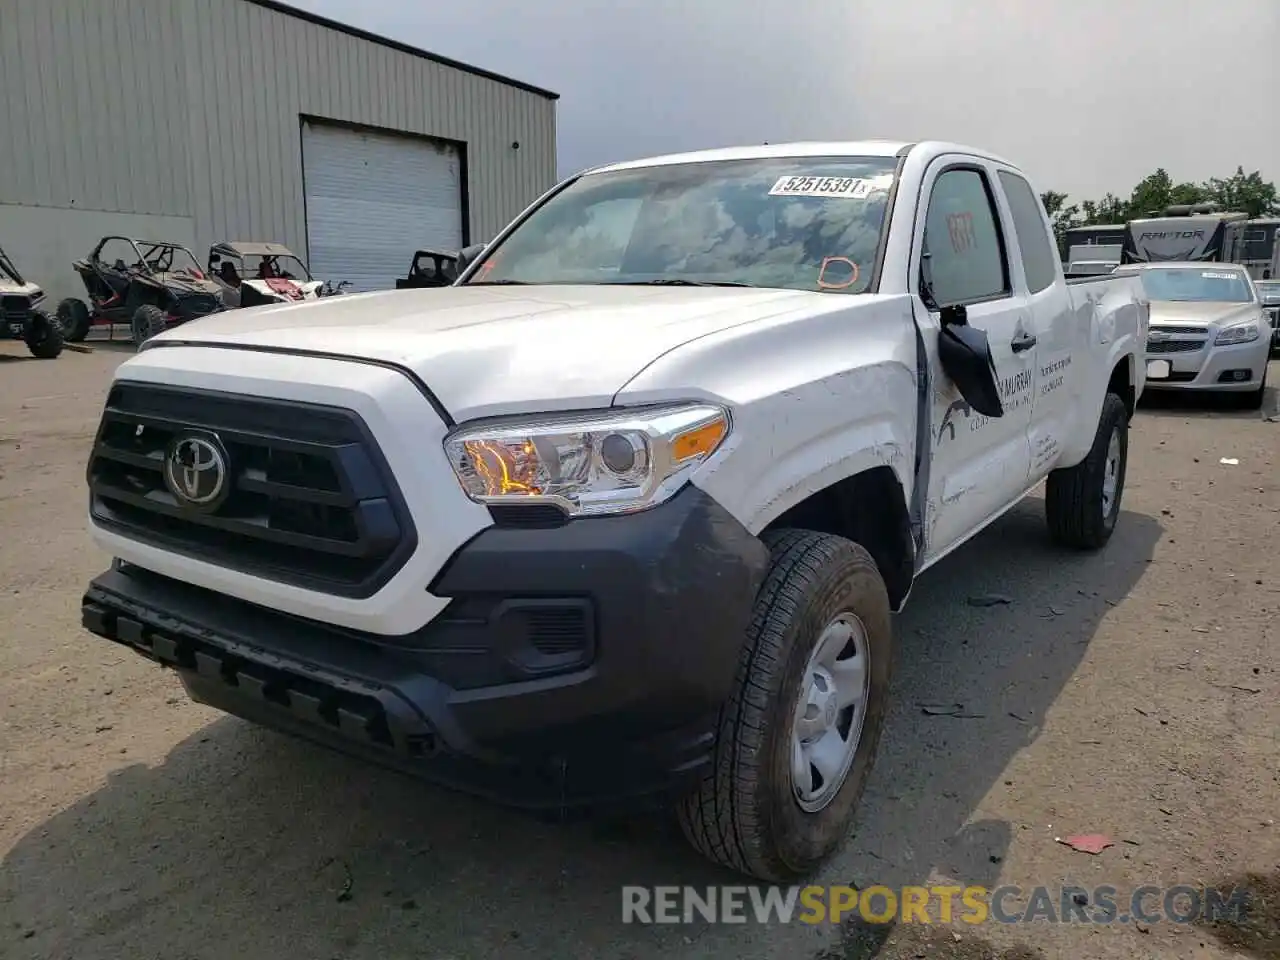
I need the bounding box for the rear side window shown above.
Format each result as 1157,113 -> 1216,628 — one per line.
922,169 -> 1009,306
998,171 -> 1058,294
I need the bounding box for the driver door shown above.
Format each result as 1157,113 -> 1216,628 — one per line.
912,160 -> 1036,564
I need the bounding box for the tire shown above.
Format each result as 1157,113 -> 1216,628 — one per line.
1045,392 -> 1129,549
131,304 -> 167,346
56,297 -> 90,342
23,307 -> 64,359
676,529 -> 893,882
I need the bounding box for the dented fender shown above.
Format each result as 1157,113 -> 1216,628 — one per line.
613,294 -> 920,535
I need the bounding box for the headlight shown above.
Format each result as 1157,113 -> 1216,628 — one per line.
444,403 -> 730,518
1214,321 -> 1260,346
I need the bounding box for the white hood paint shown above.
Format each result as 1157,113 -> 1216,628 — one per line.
148,284 -> 851,421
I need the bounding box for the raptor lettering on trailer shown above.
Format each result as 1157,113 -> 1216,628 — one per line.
1138,230 -> 1206,241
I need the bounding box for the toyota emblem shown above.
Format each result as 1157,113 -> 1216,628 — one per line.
164,434 -> 229,509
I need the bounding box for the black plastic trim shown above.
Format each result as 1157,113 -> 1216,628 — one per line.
87,383 -> 418,599
80,485 -> 769,810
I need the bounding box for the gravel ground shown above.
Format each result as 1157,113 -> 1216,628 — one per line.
1,341 -> 1277,960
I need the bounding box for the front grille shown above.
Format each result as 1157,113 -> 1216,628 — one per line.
1147,339 -> 1204,354
0,295 -> 30,319
88,383 -> 416,597
1150,325 -> 1208,336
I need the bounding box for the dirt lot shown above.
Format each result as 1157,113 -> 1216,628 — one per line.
1,342 -> 1277,960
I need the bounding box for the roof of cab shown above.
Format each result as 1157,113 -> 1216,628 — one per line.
580,140 -> 1021,176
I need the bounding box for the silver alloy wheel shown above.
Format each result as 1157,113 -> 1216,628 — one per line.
1101,426 -> 1121,518
790,612 -> 871,813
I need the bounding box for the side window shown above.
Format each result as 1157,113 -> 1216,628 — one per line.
998,171 -> 1058,294
922,169 -> 1009,306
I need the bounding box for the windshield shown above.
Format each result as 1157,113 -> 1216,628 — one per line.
466,156 -> 898,293
245,254 -> 310,281
1138,268 -> 1253,303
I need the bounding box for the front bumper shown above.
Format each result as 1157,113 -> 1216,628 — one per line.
1144,335 -> 1271,391
81,485 -> 770,811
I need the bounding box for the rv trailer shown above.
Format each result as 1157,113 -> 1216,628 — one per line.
1240,217 -> 1280,279
1062,223 -> 1127,257
1121,203 -> 1249,265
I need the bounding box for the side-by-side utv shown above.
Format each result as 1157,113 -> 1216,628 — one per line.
0,245 -> 63,359
207,241 -> 349,308
395,248 -> 460,289
58,236 -> 225,345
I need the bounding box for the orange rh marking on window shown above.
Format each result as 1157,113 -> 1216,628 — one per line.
817,256 -> 860,290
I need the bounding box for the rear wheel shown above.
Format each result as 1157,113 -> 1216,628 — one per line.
23,307 -> 64,359
676,529 -> 893,882
1045,392 -> 1129,549
56,298 -> 90,342
131,304 -> 167,346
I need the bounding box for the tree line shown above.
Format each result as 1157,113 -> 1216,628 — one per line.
1039,166 -> 1278,253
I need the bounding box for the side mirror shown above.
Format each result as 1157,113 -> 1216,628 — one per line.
937,304 -> 1005,418
455,242 -> 488,276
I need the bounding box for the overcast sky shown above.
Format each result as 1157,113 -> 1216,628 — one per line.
292,0 -> 1278,204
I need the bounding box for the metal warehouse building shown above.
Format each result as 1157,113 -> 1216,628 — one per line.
0,0 -> 559,301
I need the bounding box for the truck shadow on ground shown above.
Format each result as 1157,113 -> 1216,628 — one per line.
1,497 -> 1162,960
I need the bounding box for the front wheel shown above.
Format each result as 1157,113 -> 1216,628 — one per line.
676,529 -> 893,882
1045,392 -> 1129,549
130,304 -> 167,347
56,297 -> 90,342
24,307 -> 64,359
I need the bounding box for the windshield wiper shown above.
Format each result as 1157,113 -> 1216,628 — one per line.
609,278 -> 755,288
465,279 -> 528,285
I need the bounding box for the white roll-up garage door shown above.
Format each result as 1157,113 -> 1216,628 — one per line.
302,120 -> 464,293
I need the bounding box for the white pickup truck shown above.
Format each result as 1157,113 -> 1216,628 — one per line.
80,140 -> 1149,882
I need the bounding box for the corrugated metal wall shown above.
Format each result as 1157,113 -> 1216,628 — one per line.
0,0 -> 557,297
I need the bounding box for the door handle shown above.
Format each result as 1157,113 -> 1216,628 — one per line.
1011,333 -> 1038,353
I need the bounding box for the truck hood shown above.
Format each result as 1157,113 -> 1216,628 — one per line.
149,284 -> 834,420
1148,300 -> 1258,328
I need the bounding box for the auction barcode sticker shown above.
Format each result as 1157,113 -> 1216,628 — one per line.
769,175 -> 874,200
